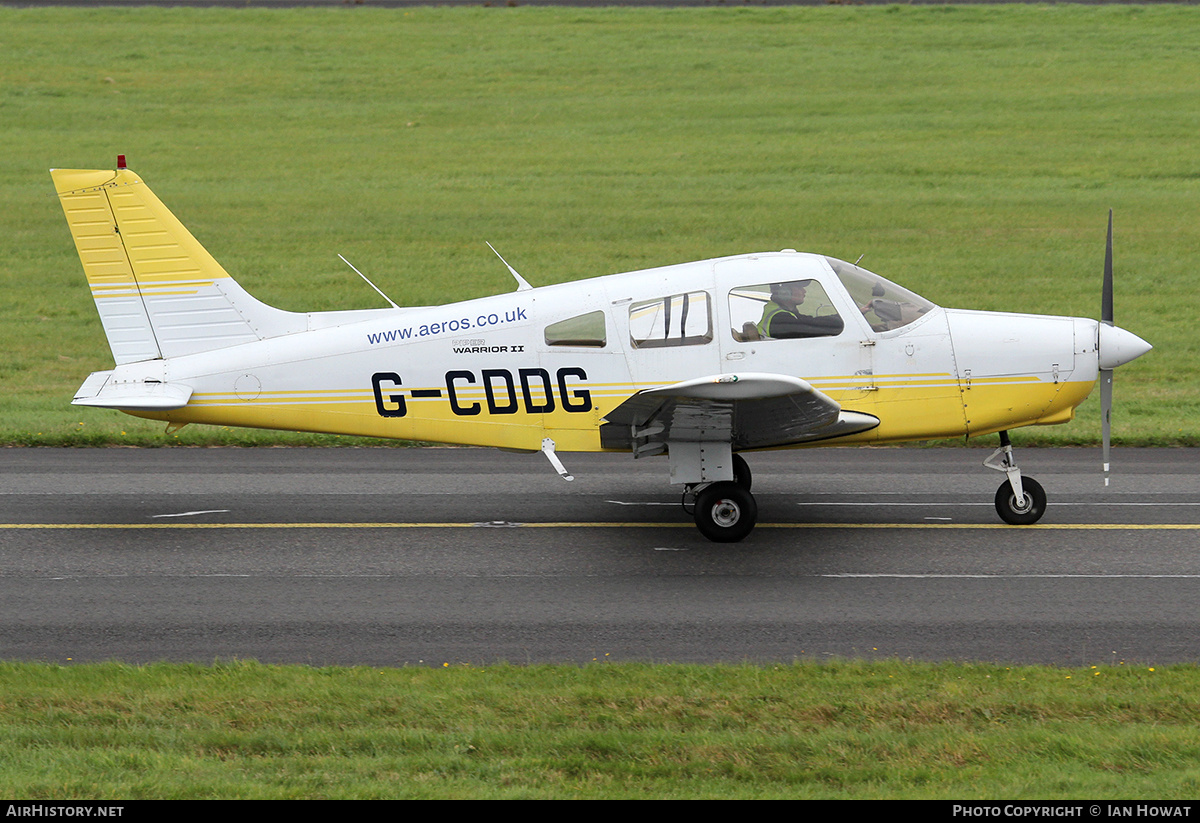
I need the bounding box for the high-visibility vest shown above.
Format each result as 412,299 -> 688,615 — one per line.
756,301 -> 789,338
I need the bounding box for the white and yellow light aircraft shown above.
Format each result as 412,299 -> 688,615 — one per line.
51,160 -> 1152,541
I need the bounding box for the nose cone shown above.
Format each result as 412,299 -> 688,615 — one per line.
1099,323 -> 1152,370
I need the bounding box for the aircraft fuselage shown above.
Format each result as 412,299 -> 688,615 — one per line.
100,251 -> 1099,454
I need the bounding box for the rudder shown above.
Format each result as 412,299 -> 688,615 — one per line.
51,164 -> 305,365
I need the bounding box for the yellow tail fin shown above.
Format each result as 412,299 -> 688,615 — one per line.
51,165 -> 303,365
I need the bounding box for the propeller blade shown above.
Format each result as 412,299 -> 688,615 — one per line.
1096,211 -> 1151,486
1102,209 -> 1114,326
1101,368 -> 1113,487
1100,210 -> 1114,485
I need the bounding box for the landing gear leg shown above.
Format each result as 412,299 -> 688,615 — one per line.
671,444 -> 758,541
732,453 -> 752,491
985,431 -> 1047,525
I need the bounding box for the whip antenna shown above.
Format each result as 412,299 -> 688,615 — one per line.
339,254 -> 400,309
486,242 -> 533,292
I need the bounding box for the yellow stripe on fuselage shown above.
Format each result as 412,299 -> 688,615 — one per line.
126,372 -> 1094,453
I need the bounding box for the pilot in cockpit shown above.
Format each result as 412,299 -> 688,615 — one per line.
756,280 -> 845,339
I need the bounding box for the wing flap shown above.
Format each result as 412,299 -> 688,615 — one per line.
600,372 -> 878,452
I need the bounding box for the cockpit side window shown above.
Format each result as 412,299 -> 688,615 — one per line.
729,280 -> 844,342
825,257 -> 935,332
629,291 -> 713,349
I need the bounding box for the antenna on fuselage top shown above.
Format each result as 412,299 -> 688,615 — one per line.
338,254 -> 400,309
486,242 -> 533,292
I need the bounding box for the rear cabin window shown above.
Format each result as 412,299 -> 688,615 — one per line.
629,291 -> 713,349
545,311 -> 606,347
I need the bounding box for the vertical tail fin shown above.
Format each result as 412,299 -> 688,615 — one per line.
51,165 -> 304,365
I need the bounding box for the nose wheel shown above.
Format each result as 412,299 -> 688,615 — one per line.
985,431 -> 1047,525
994,476 -> 1046,525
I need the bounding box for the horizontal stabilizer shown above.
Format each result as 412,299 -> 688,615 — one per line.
72,371 -> 192,411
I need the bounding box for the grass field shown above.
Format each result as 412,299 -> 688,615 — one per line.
2,4 -> 1197,446
3,659 -> 1200,799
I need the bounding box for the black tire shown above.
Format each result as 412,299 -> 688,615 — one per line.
694,481 -> 757,543
732,453 -> 752,491
994,477 -> 1047,525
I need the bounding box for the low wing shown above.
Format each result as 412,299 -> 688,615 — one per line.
599,372 -> 878,454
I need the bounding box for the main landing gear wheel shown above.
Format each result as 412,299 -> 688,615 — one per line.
994,476 -> 1047,526
694,481 -> 757,543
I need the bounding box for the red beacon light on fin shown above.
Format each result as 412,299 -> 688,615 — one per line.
117,155 -> 126,169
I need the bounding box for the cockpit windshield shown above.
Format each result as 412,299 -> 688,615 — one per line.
825,257 -> 936,333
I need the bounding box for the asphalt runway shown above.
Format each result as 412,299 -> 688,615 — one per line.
2,446 -> 1198,667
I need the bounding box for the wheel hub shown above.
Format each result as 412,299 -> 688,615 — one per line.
1009,492 -> 1033,514
711,498 -> 741,527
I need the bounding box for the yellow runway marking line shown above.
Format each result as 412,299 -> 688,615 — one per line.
2,522 -> 1200,531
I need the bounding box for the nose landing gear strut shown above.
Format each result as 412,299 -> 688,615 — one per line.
985,431 -> 1047,525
